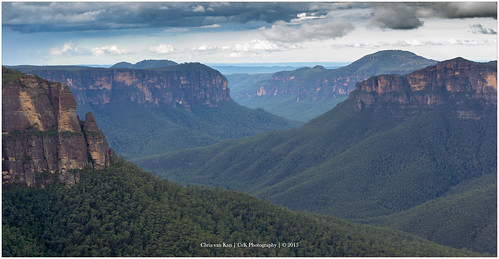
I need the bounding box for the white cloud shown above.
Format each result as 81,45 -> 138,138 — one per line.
192,5 -> 205,13
331,38 -> 494,49
190,39 -> 297,58
149,44 -> 175,54
200,24 -> 221,28
50,41 -> 87,55
91,45 -> 130,56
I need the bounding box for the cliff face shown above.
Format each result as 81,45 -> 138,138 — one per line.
2,68 -> 111,186
10,63 -> 230,109
352,58 -> 497,117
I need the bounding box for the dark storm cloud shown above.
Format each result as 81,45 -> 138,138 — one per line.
2,2 -> 331,33
370,2 -> 497,30
420,2 -> 497,19
372,3 -> 423,30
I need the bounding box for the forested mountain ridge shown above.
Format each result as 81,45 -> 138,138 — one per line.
230,50 -> 437,121
2,158 -> 482,256
2,67 -> 111,187
138,58 -> 497,254
110,59 -> 178,69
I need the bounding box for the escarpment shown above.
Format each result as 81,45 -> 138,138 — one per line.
10,63 -> 230,109
2,67 -> 111,187
351,58 -> 497,118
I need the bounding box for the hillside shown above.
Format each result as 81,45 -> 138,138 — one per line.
230,50 -> 437,121
2,158 -> 481,256
137,58 -> 497,254
3,68 -> 477,257
8,63 -> 300,159
361,173 -> 496,254
77,100 -> 300,159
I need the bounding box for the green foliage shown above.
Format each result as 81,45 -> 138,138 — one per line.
2,67 -> 25,85
77,100 -> 301,160
2,159 -> 480,256
361,174 -> 497,255
138,97 -> 496,254
236,94 -> 348,122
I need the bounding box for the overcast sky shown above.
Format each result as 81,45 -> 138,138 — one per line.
2,2 -> 497,65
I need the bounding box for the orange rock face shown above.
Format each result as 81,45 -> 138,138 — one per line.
2,67 -> 111,187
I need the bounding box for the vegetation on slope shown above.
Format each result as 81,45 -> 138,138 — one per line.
2,159 -> 480,257
77,100 -> 300,160
361,173 -> 497,255
138,93 -> 496,254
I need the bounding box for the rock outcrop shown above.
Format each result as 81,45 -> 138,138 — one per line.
9,63 -> 230,109
2,67 -> 111,186
351,58 -> 497,117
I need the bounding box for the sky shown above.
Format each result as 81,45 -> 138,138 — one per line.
2,2 -> 498,65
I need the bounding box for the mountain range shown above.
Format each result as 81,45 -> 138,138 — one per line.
8,63 -> 300,159
138,58 -> 497,254
4,51 -> 496,255
229,50 -> 438,121
2,67 -> 481,257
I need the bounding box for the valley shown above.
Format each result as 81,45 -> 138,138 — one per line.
3,51 -> 496,257
2,67 -> 484,257
137,58 -> 497,254
3,2 -> 497,257
8,62 -> 301,159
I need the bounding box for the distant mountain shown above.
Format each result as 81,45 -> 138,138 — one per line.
9,63 -> 230,109
2,158 -> 481,256
138,58 -> 497,254
2,67 -> 111,187
110,59 -> 178,69
230,50 -> 438,121
9,64 -> 300,159
210,63 -> 346,75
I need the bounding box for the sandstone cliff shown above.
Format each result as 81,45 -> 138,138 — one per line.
351,58 -> 497,118
2,67 -> 111,186
9,63 -> 230,109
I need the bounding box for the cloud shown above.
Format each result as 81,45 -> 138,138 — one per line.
2,2 -> 330,33
419,2 -> 497,19
261,19 -> 354,42
371,3 -> 423,30
331,38 -> 494,49
470,24 -> 497,35
91,45 -> 130,56
369,2 -> 497,30
50,42 -> 88,55
191,39 -> 296,58
192,5 -> 205,13
149,44 -> 175,54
